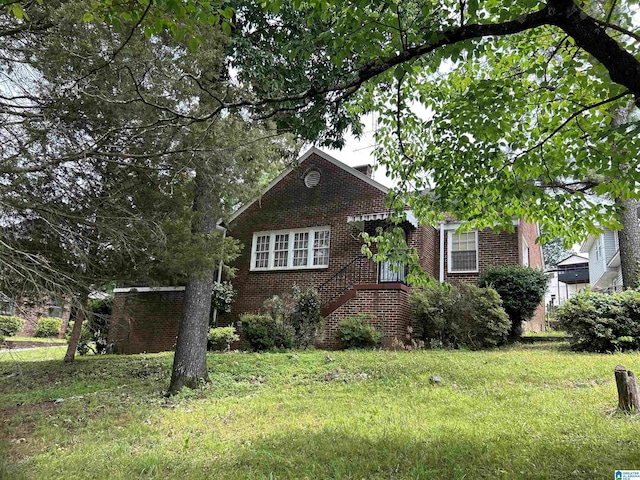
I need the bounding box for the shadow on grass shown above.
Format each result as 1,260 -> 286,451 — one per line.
9,425 -> 637,480
221,427 -> 636,480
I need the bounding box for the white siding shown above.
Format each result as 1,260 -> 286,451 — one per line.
588,235 -> 607,287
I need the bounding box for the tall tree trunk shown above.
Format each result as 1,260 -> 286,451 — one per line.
617,198 -> 640,290
168,278 -> 212,392
64,291 -> 88,363
167,174 -> 215,394
611,106 -> 640,290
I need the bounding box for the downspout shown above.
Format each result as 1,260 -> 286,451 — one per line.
439,222 -> 445,283
211,226 -> 227,327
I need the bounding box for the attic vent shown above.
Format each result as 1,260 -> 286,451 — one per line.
304,169 -> 321,188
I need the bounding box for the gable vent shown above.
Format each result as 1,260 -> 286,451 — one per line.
304,169 -> 321,188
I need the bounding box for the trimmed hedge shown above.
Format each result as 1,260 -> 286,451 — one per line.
0,315 -> 25,336
556,289 -> 640,352
479,265 -> 548,340
34,317 -> 63,337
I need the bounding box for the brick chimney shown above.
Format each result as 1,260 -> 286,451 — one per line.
353,164 -> 373,178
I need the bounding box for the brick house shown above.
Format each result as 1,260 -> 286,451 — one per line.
0,293 -> 71,338
110,147 -> 544,353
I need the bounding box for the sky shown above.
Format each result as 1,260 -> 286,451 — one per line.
299,114 -> 396,188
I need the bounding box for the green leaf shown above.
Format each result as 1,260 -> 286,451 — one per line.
82,12 -> 95,22
221,21 -> 231,36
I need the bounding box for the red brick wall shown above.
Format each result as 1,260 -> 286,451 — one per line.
109,290 -> 184,354
519,220 -> 547,331
228,152 -> 388,321
13,297 -> 71,338
409,225 -> 438,278
322,284 -> 410,349
442,227 -> 519,285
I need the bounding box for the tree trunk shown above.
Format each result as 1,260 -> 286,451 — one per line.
167,278 -> 213,393
167,173 -> 216,394
615,365 -> 640,413
63,292 -> 88,363
617,198 -> 640,290
611,106 -> 640,291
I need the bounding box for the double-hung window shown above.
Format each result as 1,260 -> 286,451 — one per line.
251,227 -> 331,271
448,230 -> 478,273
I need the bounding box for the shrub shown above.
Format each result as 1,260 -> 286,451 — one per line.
451,284 -> 511,349
0,315 -> 25,337
211,281 -> 236,319
556,289 -> 640,352
261,286 -> 323,349
410,283 -> 510,350
208,326 -> 240,351
84,297 -> 112,354
479,265 -> 548,340
34,317 -> 63,337
409,282 -> 456,346
289,286 -> 323,348
65,297 -> 113,355
240,314 -> 294,351
335,314 -> 383,349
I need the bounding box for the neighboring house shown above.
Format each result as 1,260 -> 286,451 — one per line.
110,148 -> 545,353
580,228 -> 623,292
544,254 -> 590,308
0,292 -> 71,337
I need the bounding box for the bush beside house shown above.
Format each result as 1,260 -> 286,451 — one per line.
335,314 -> 383,349
239,314 -> 294,351
478,265 -> 548,340
556,289 -> 640,352
208,326 -> 240,351
34,317 -> 63,337
0,315 -> 25,338
410,283 -> 510,350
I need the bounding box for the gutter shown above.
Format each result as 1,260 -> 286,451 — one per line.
439,222 -> 445,283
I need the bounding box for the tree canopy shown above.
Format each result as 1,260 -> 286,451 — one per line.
224,0 -> 640,244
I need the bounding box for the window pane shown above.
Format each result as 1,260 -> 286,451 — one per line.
273,234 -> 289,267
254,235 -> 270,268
313,230 -> 330,266
451,251 -> 477,271
293,232 -> 309,266
450,231 -> 477,271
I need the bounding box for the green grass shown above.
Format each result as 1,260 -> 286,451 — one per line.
521,330 -> 569,338
2,345 -> 640,479
3,336 -> 67,343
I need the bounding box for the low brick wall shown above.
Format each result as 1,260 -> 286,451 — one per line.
109,289 -> 184,354
321,284 -> 411,349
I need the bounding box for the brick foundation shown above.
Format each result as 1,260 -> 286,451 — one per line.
321,284 -> 411,349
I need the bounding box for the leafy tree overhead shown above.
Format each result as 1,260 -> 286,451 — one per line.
227,0 -> 640,243
68,0 -> 639,282
542,238 -> 575,268
1,0 -> 298,373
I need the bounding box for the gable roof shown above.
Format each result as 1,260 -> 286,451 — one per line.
228,147 -> 389,223
556,253 -> 589,266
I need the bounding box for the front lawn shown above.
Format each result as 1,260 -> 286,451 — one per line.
1,345 -> 640,479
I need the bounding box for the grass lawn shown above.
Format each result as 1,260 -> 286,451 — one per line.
1,345 -> 640,479
521,331 -> 569,338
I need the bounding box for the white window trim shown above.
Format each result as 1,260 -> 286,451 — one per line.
447,230 -> 479,274
250,226 -> 331,271
522,237 -> 530,267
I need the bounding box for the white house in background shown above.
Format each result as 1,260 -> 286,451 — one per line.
580,228 -> 623,292
545,253 -> 590,308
